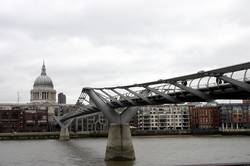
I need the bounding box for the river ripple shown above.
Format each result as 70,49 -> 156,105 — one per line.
0,136 -> 249,166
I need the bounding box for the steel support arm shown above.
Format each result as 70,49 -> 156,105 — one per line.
172,82 -> 213,101
219,75 -> 250,92
54,116 -> 74,128
100,89 -> 124,107
95,92 -> 115,107
144,86 -> 178,103
120,107 -> 138,124
84,89 -> 119,122
111,89 -> 136,105
125,88 -> 152,104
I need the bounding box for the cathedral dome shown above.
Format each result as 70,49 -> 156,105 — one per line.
33,62 -> 54,89
34,75 -> 54,88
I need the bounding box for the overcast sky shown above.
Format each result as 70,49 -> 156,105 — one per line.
0,0 -> 249,104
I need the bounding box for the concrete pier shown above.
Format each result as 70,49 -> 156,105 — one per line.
105,123 -> 135,161
59,127 -> 70,141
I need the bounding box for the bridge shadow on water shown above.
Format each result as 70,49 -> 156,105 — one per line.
58,140 -> 135,166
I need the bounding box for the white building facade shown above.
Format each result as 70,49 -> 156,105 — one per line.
70,112 -> 109,133
135,105 -> 190,131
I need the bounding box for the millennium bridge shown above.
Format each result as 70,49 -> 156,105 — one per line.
55,62 -> 250,161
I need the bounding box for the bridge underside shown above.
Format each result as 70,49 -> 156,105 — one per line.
109,85 -> 250,107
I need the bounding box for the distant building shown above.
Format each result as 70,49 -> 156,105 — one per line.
220,104 -> 250,131
66,103 -> 250,134
22,105 -> 48,132
70,112 -> 108,133
29,61 -> 58,127
69,105 -> 191,133
135,105 -> 190,131
0,62 -> 77,133
242,99 -> 250,104
189,105 -> 220,130
58,93 -> 66,104
0,104 -> 48,133
30,62 -> 56,105
0,105 -> 23,133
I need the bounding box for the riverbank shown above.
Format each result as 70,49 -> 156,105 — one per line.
0,130 -> 250,140
0,132 -> 108,140
0,132 -> 60,140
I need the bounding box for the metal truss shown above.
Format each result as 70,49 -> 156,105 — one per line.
81,62 -> 250,108
58,62 -> 250,122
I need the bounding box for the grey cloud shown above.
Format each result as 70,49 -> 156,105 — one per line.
0,0 -> 249,103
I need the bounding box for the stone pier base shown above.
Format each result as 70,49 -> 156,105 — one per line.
59,127 -> 70,141
105,123 -> 135,161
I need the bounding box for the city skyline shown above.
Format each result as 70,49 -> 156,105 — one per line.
0,0 -> 250,103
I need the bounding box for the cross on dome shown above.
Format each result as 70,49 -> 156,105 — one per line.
41,60 -> 46,76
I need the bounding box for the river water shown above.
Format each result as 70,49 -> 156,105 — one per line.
0,136 -> 249,166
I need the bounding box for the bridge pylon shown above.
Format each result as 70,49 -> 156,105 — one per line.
105,123 -> 135,160
59,127 -> 70,141
54,116 -> 73,141
85,89 -> 136,161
